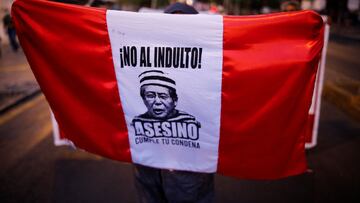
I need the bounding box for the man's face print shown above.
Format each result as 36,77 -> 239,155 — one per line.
142,85 -> 177,119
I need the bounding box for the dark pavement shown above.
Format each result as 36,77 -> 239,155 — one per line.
307,100 -> 360,203
324,28 -> 360,122
0,45 -> 40,113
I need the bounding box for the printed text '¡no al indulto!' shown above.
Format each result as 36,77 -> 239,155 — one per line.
119,46 -> 203,69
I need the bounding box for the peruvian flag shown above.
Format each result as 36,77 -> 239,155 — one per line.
12,0 -> 324,179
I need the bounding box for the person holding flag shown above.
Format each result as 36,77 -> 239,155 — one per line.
132,4 -> 215,203
11,0 -> 325,202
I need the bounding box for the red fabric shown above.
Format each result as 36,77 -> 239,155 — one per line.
12,0 -> 131,162
219,12 -> 324,179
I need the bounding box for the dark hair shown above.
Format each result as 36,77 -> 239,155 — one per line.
164,2 -> 198,14
90,0 -> 107,7
140,85 -> 178,102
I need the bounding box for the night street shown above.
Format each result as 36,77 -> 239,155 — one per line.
0,37 -> 359,202
1,0 -> 360,202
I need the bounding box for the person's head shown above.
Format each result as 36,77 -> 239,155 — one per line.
281,1 -> 300,12
90,0 -> 113,8
164,2 -> 198,14
139,71 -> 178,119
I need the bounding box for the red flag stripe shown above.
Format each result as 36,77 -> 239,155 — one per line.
12,0 -> 131,162
219,12 -> 324,179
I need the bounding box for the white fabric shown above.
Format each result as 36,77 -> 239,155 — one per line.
312,0 -> 326,11
306,22 -> 329,149
348,0 -> 360,11
51,110 -> 74,147
301,1 -> 312,10
107,10 -> 223,172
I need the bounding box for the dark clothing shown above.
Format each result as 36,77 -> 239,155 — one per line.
3,13 -> 19,52
164,2 -> 199,14
134,164 -> 214,203
3,14 -> 12,28
7,28 -> 19,52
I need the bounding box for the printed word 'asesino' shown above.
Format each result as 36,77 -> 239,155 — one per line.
133,121 -> 200,140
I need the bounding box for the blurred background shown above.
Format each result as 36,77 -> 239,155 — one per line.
0,0 -> 359,202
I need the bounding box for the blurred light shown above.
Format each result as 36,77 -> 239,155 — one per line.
186,0 -> 193,6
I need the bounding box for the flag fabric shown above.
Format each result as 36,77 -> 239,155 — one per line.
305,19 -> 330,149
12,0 -> 324,179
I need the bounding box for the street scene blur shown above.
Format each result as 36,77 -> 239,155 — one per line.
0,0 -> 359,202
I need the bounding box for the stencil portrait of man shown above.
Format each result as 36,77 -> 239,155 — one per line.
132,70 -> 201,139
